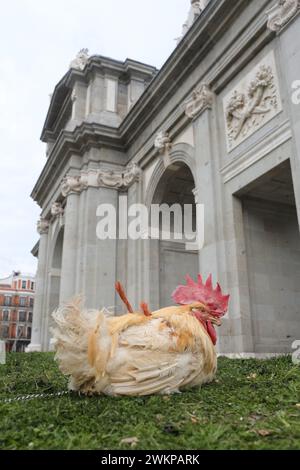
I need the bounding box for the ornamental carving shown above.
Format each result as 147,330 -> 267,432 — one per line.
61,175 -> 88,197
154,131 -> 172,154
177,1 -> 207,43
223,52 -> 282,151
185,84 -> 214,119
98,164 -> 141,189
70,48 -> 90,71
37,218 -> 50,235
98,170 -> 123,189
123,163 -> 141,187
51,202 -> 64,218
61,164 -> 141,196
267,0 -> 300,32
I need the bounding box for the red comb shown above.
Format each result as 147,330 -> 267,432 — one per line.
172,274 -> 229,317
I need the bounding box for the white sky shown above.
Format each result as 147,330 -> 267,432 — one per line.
0,0 -> 189,278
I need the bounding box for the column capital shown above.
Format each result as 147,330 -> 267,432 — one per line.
185,83 -> 214,120
51,202 -> 64,218
61,164 -> 141,196
61,174 -> 88,197
37,218 -> 50,235
97,163 -> 141,189
266,0 -> 300,33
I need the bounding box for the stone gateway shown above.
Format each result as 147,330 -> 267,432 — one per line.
28,0 -> 300,355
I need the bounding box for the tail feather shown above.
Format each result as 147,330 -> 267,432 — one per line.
51,298 -> 111,393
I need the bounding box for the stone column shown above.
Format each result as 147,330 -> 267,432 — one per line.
126,180 -> 144,309
79,185 -> 119,310
26,218 -> 49,352
59,175 -> 83,303
72,163 -> 141,312
186,83 -> 253,354
186,84 -> 219,280
276,12 -> 300,228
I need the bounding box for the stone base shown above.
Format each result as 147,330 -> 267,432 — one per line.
25,344 -> 42,353
218,353 -> 289,359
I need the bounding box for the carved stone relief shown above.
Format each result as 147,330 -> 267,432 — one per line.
267,0 -> 300,32
223,51 -> 282,151
185,84 -> 214,119
69,48 -> 90,71
154,131 -> 172,154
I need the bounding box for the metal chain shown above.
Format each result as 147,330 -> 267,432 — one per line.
0,390 -> 69,404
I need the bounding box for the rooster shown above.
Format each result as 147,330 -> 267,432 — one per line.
52,274 -> 229,396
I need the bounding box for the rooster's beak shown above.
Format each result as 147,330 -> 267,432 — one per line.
209,316 -> 222,327
191,307 -> 222,327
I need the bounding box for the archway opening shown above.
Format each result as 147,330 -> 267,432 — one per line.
238,159 -> 300,352
150,162 -> 199,308
49,228 -> 64,318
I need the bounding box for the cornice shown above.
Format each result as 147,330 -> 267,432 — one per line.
31,122 -> 124,203
41,55 -> 158,141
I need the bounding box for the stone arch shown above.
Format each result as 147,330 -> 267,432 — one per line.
143,143 -> 199,310
42,224 -> 64,349
145,143 -> 196,208
51,228 -> 64,269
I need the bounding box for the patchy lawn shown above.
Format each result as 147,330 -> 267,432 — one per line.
0,353 -> 299,450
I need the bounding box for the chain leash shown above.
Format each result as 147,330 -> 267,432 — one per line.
0,390 -> 69,404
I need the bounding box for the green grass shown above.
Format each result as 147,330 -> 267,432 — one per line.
0,353 -> 299,450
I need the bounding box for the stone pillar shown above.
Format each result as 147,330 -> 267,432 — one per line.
71,163 -> 141,312
80,185 -> 119,310
59,175 -> 83,303
126,180 -> 144,309
186,83 -> 254,354
277,13 -> 300,229
87,72 -> 105,118
186,84 -> 219,280
26,218 -> 49,352
71,81 -> 87,122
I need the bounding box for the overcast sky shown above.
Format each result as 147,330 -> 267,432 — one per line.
0,0 -> 189,278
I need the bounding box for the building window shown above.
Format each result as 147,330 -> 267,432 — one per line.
17,325 -> 25,338
2,310 -> 9,321
19,311 -> 26,322
4,296 -> 11,307
22,281 -> 26,289
28,312 -> 33,323
19,297 -> 26,307
29,298 -> 34,308
27,327 -> 32,339
1,325 -> 9,339
31,282 -> 34,291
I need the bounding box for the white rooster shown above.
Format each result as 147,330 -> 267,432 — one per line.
52,274 -> 229,396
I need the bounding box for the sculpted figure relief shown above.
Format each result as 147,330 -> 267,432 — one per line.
224,59 -> 280,149
154,131 -> 172,154
70,48 -> 90,71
